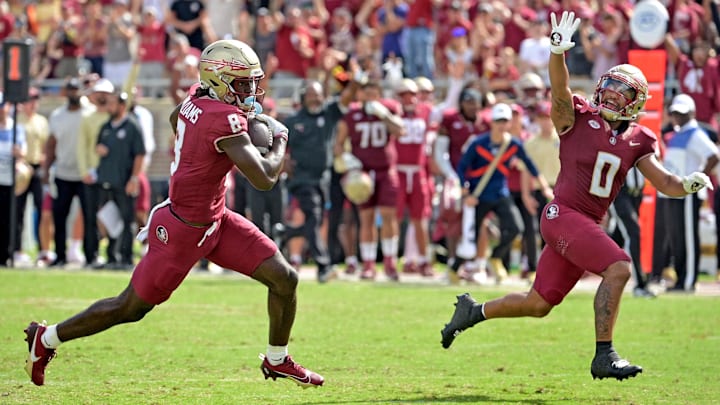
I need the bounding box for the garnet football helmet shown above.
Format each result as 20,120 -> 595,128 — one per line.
199,39 -> 265,110
592,64 -> 649,121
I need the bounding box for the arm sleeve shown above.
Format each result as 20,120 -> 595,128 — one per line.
434,135 -> 459,181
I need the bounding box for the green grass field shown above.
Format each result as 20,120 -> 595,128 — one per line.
1,268 -> 719,405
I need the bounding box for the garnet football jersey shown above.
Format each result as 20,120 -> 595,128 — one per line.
344,100 -> 400,171
396,103 -> 432,166
552,95 -> 658,223
438,109 -> 489,168
169,94 -> 249,223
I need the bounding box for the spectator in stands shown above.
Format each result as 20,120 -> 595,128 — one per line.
0,1 -> 15,46
166,0 -> 216,51
33,0 -> 60,49
82,0 -> 109,77
250,7 -> 279,67
435,0 -> 472,76
166,33 -> 200,105
44,78 -> 94,267
14,88 -> 50,265
581,10 -> 622,82
299,0 -> 330,66
566,6 -> 595,78
373,0 -> 408,67
137,6 -> 167,98
328,6 -> 355,56
402,0 -> 436,79
664,32 -> 720,131
245,7 -> 280,92
669,0 -> 704,55
483,46 -> 520,100
104,0 -> 136,87
502,0 -> 535,53
271,4 -> 318,96
48,6 -> 84,79
444,27 -> 475,81
518,17 -> 551,85
469,2 -> 503,56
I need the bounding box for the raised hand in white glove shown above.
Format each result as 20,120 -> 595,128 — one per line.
254,114 -> 289,141
682,172 -> 714,194
550,11 -> 581,55
364,100 -> 391,120
333,152 -> 363,174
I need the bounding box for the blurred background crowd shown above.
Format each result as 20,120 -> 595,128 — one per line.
4,0 -> 720,293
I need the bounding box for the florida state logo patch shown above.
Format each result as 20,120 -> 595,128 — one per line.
550,32 -> 562,47
546,203 -> 559,219
156,226 -> 169,244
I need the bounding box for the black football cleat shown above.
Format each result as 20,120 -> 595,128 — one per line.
440,293 -> 477,349
591,353 -> 643,381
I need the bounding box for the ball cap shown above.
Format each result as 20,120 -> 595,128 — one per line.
92,78 -> 115,94
491,103 -> 513,121
669,93 -> 696,114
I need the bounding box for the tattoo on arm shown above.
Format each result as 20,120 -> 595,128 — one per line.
553,98 -> 574,118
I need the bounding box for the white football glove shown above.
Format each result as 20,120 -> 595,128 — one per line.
333,152 -> 363,174
682,172 -> 714,194
550,11 -> 581,55
254,114 -> 289,140
364,100 -> 391,120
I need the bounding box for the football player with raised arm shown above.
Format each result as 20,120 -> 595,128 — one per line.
24,40 -> 324,388
440,11 -> 713,381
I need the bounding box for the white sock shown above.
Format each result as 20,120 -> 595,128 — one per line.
267,345 -> 288,365
41,324 -> 62,349
381,237 -> 398,259
404,225 -> 418,259
346,255 -> 358,265
290,254 -> 302,264
360,242 -> 377,263
70,239 -> 82,251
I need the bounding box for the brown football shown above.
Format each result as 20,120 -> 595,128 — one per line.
247,117 -> 273,155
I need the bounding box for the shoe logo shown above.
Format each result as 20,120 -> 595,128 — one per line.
629,141 -> 641,147
29,332 -> 41,363
612,359 -> 630,368
292,372 -> 312,384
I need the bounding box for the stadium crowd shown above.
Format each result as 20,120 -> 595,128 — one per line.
3,0 -> 720,295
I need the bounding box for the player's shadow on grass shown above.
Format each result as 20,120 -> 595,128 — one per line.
304,395 -> 549,404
